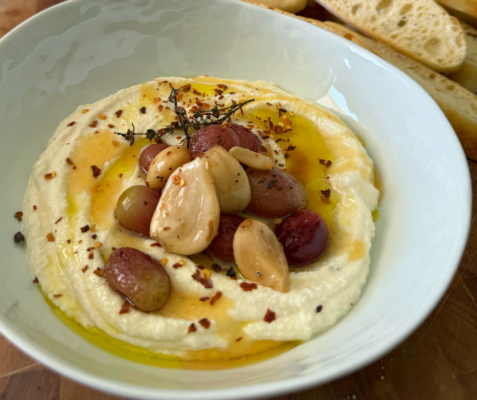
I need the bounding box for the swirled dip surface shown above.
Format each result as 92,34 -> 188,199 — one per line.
23,76 -> 379,361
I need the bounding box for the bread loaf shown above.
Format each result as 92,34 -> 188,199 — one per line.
435,0 -> 477,25
448,20 -> 477,93
325,21 -> 477,160
314,0 -> 467,73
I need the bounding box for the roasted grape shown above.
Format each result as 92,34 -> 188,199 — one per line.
140,143 -> 169,173
246,169 -> 307,218
275,210 -> 330,267
229,124 -> 264,153
207,214 -> 244,262
190,125 -> 239,158
105,247 -> 171,312
115,185 -> 161,236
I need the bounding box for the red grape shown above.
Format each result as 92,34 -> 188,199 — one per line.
190,125 -> 239,158
229,124 -> 264,153
105,247 -> 171,312
207,214 -> 244,262
275,210 -> 330,267
246,169 -> 307,218
140,143 -> 169,173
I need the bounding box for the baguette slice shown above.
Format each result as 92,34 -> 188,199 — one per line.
314,0 -> 467,73
448,20 -> 477,93
252,0 -> 307,13
325,21 -> 477,160
242,1 -> 378,53
435,0 -> 477,25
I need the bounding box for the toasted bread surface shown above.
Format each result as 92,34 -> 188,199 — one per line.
315,0 -> 467,73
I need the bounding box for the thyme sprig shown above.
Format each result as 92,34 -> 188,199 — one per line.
114,87 -> 255,147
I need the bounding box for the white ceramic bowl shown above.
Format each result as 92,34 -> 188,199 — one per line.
0,0 -> 471,398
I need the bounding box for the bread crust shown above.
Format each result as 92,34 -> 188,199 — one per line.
436,0 -> 477,20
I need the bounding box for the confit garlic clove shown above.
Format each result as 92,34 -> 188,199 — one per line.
147,146 -> 192,190
233,219 -> 290,293
150,158 -> 220,255
204,145 -> 251,213
229,146 -> 274,170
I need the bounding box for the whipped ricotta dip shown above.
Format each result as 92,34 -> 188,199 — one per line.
22,76 -> 380,361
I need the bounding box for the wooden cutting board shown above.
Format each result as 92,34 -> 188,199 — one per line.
0,1 -> 476,399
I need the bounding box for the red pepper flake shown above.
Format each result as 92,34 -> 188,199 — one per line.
33,205 -> 37,211
264,308 -> 276,323
80,225 -> 90,233
214,89 -> 223,95
44,172 -> 57,180
66,239 -> 71,244
140,106 -> 146,114
217,84 -> 225,88
163,227 -> 170,231
33,276 -> 39,284
87,246 -> 95,251
82,265 -> 89,273
229,92 -> 236,95
89,121 -> 98,128
14,232 -> 25,243
320,196 -> 330,204
236,337 -> 243,342
91,165 -> 101,178
115,110 -> 123,117
319,159 -> 332,168
316,305 -> 323,313
66,158 -> 75,166
210,291 -> 222,305
67,121 -> 76,127
172,262 -> 183,269
286,145 -> 296,151
91,234 -> 97,240
119,301 -> 130,314
278,108 -> 287,117
350,303 -> 354,306
53,294 -> 63,298
93,268 -> 104,277
88,252 -> 94,259
108,124 -> 115,128
54,216 -> 63,225
321,189 -> 331,199
46,233 -> 55,242
266,102 -> 272,106
181,84 -> 191,92
14,211 -> 23,222
188,323 -> 197,334
158,105 -> 164,112
199,297 -> 210,302
150,243 -> 161,247
274,126 -> 283,134
198,318 -> 211,329
191,268 -> 213,289
240,282 -> 258,292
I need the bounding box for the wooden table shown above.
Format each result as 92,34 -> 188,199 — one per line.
1,1 -> 476,399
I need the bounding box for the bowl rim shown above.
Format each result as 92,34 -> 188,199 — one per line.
0,0 -> 472,399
